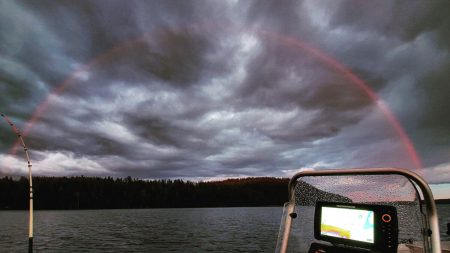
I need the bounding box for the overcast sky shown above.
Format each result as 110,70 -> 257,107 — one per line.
1,1 -> 449,197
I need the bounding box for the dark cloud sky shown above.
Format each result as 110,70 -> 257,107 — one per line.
1,1 -> 449,197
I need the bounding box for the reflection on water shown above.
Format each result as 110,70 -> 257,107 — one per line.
0,205 -> 448,252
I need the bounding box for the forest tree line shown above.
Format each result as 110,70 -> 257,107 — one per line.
0,176 -> 290,210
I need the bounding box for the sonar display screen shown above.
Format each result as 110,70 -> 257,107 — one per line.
320,206 -> 374,243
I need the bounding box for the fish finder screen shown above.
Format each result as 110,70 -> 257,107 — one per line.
320,206 -> 374,243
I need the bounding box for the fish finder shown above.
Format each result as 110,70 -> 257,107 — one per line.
313,201 -> 398,253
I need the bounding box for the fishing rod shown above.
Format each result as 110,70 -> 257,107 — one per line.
1,113 -> 34,253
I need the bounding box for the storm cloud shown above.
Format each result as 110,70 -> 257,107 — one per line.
1,0 -> 449,189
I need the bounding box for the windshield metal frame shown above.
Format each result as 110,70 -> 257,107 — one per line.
278,168 -> 441,253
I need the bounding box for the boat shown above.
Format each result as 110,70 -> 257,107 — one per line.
275,168 -> 448,253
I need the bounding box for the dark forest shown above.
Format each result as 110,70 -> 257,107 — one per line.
0,176 -> 289,210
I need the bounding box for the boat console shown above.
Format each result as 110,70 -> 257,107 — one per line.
275,168 -> 442,253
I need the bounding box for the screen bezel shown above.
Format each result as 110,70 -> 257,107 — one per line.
314,202 -> 387,250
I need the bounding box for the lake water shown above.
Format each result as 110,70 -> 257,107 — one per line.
0,205 -> 449,252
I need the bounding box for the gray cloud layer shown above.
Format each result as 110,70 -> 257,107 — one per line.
1,0 -> 449,184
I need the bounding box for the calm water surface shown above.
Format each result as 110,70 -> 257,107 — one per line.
0,205 -> 448,252
0,207 -> 282,252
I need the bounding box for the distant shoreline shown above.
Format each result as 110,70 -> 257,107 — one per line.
436,199 -> 450,204
0,176 -> 290,210
0,205 -> 286,211
1,202 -> 449,211
1,176 -> 449,210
